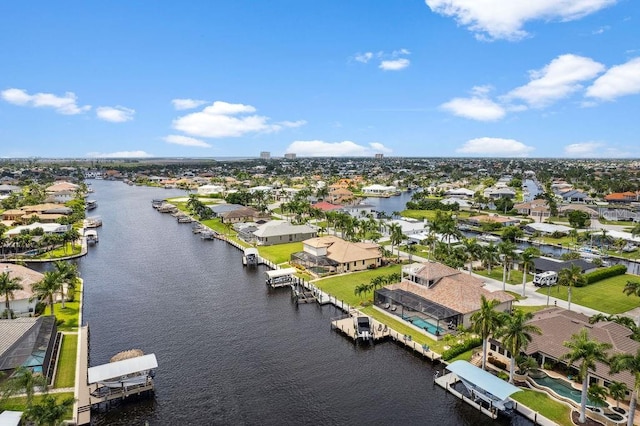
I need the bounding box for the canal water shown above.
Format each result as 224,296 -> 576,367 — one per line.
79,181 -> 530,425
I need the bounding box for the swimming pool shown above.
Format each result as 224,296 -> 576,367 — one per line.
406,316 -> 445,335
532,373 -> 600,406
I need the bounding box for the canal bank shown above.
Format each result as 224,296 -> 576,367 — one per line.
80,181 -> 533,425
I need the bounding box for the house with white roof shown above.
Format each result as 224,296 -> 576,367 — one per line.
252,220 -> 317,246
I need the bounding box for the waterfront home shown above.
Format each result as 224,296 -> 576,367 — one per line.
559,204 -> 598,219
483,187 -> 516,200
444,188 -> 475,199
524,222 -> 572,236
361,184 -> 398,197
558,189 -> 590,203
605,191 -> 640,203
5,222 -> 71,237
291,235 -> 382,275
374,262 -> 513,332
531,257 -> 595,275
197,184 -> 225,196
467,215 -> 519,228
252,220 -> 317,246
0,316 -> 57,376
328,187 -> 354,204
46,189 -> 76,203
219,206 -> 262,224
311,201 -> 342,213
207,203 -> 246,217
45,181 -> 79,193
493,307 -> 637,394
0,263 -> 43,315
340,203 -> 375,218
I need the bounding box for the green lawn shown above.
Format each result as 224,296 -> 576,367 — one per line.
258,242 -> 303,264
510,389 -> 572,426
0,392 -> 75,419
400,210 -> 477,221
313,264 -> 403,306
35,242 -> 82,259
535,274 -> 640,314
474,268 -> 525,286
514,305 -> 547,315
54,334 -> 78,388
54,299 -> 81,331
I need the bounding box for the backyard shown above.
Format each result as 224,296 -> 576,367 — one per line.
54,334 -> 78,388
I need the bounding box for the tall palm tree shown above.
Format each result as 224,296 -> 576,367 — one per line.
481,243 -> 499,274
470,295 -> 505,371
462,238 -> 481,275
609,349 -> 640,426
31,271 -> 64,316
25,393 -> 75,426
519,248 -> 538,297
623,280 -> 640,297
498,240 -> 517,290
0,270 -> 23,318
558,263 -> 585,311
495,310 -> 541,383
562,328 -> 612,424
53,261 -> 80,309
388,223 -> 404,260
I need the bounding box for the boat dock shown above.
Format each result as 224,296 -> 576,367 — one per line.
331,313 -> 390,341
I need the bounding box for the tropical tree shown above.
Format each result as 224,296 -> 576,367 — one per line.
0,270 -> 23,318
470,295 -> 505,371
519,248 -> 538,297
495,309 -> 541,383
558,264 -> 585,311
609,349 -> 640,426
462,238 -> 481,275
607,380 -> 628,411
388,223 -> 405,261
498,240 -> 517,290
53,261 -> 80,309
31,271 -> 65,316
404,243 -> 417,263
562,328 -> 612,424
25,393 -> 75,426
5,366 -> 48,408
632,223 -> 640,239
481,243 -> 499,274
587,384 -> 608,408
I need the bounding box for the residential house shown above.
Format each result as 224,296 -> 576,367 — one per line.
219,207 -> 261,224
362,184 -> 398,197
375,262 -> 513,332
328,187 -> 354,204
252,220 -> 317,246
291,235 -> 381,274
197,184 -> 225,196
0,263 -> 43,315
467,215 -> 519,227
605,191 -> 640,203
484,187 -> 516,200
45,181 -> 79,193
0,316 -> 58,375
558,189 -> 590,203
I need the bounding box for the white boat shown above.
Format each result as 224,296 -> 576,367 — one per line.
84,216 -> 103,228
243,247 -> 259,266
85,230 -> 99,245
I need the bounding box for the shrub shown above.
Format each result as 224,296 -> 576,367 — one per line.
584,264 -> 627,285
488,356 -> 508,370
442,337 -> 482,361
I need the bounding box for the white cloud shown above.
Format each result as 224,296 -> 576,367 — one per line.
1,88 -> 90,115
585,57 -> 640,100
96,106 -> 135,122
172,101 -> 304,138
354,52 -> 374,63
592,25 -> 610,35
379,58 -> 410,71
285,140 -> 392,157
171,98 -> 208,110
564,141 -> 603,156
506,54 -> 605,107
456,137 -> 534,156
392,48 -> 411,56
440,96 -> 506,121
163,135 -> 211,148
86,150 -> 152,158
425,0 -> 617,41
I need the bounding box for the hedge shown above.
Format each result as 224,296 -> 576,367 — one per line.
442,337 -> 482,361
582,264 -> 627,286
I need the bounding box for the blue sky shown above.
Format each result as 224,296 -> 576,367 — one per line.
1,0 -> 639,159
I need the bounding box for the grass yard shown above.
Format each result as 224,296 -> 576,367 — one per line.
258,242 -> 303,264
35,242 -> 82,259
514,305 -> 547,315
313,264 -> 403,306
54,295 -> 81,331
474,268 -> 525,286
401,209 -> 476,221
510,389 -> 572,426
54,334 -> 78,388
0,392 -> 75,419
535,274 -> 640,314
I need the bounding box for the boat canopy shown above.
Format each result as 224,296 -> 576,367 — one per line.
244,247 -> 259,256
265,268 -> 297,279
447,360 -> 520,402
88,354 -> 157,384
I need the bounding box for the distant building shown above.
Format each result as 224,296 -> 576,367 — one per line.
284,153 -> 296,160
375,153 -> 384,159
260,151 -> 271,160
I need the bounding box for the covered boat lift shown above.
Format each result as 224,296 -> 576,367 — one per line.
265,267 -> 297,288
88,354 -> 157,406
443,360 -> 520,412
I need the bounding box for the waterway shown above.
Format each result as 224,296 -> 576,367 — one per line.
77,181 -> 531,425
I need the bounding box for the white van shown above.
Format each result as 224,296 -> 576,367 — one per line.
533,271 -> 558,287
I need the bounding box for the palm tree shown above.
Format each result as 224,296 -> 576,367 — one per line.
31,271 -> 64,316
462,238 -> 481,275
519,248 -> 538,297
562,328 -> 612,424
610,349 -> 640,426
623,280 -> 640,297
607,380 -> 628,411
470,295 -> 505,371
481,243 -> 499,274
0,270 -> 23,318
388,223 -> 405,261
25,393 -> 75,426
632,223 -> 640,239
6,366 -> 48,408
53,261 -> 80,309
558,264 -> 585,311
498,240 -> 517,290
495,310 -> 541,383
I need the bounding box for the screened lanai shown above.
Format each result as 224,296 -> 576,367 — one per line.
375,288 -> 460,336
290,251 -> 339,276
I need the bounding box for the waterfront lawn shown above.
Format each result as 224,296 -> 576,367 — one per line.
535,274 -> 640,314
0,392 -> 75,419
35,242 -> 82,259
54,334 -> 78,388
314,264 -> 403,306
258,242 -> 303,265
55,300 -> 81,331
400,210 -> 476,221
510,389 -> 572,426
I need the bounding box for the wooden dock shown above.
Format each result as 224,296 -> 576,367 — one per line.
75,326 -> 91,425
331,314 -> 390,341
434,372 -> 499,420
